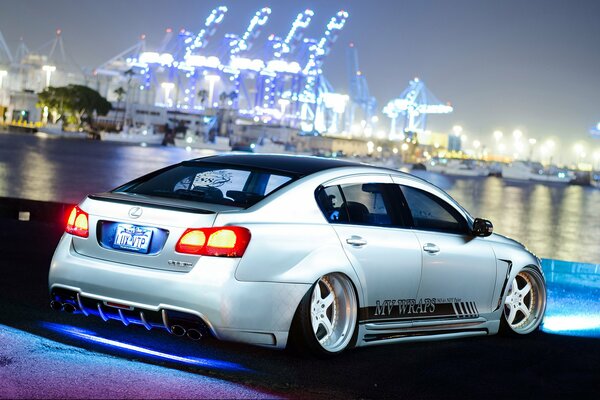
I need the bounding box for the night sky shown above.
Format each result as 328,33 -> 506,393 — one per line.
1,0 -> 600,152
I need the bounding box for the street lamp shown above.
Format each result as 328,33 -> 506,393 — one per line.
528,138 -> 537,160
593,151 -> 600,170
493,130 -> 503,141
205,74 -> 220,108
0,70 -> 7,88
452,125 -> 463,136
401,142 -> 409,161
278,98 -> 290,119
512,129 -> 523,141
574,143 -> 585,167
161,82 -> 175,107
42,65 -> 56,87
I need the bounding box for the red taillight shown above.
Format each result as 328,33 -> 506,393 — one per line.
175,227 -> 251,257
65,206 -> 89,238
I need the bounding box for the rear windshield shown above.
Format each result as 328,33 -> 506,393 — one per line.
114,163 -> 294,208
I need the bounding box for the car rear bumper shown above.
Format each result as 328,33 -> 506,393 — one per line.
49,235 -> 310,348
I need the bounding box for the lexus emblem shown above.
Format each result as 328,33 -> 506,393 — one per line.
128,207 -> 143,219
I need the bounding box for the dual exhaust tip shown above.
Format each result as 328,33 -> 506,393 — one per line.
171,324 -> 202,341
50,300 -> 77,313
50,301 -> 202,341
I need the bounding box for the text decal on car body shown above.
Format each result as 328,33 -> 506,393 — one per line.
361,298 -> 479,322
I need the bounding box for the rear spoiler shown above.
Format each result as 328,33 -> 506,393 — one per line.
87,193 -> 216,214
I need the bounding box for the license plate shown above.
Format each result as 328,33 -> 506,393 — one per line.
113,224 -> 153,253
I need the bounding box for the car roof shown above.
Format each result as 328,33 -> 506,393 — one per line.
191,153 -> 367,177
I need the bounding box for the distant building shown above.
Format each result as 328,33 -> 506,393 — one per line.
447,134 -> 462,152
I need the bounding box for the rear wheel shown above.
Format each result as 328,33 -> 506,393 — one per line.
501,266 -> 546,335
289,273 -> 358,356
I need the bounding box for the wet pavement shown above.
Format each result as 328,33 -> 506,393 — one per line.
0,206 -> 599,398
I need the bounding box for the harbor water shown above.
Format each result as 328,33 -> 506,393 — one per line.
1,132 -> 599,264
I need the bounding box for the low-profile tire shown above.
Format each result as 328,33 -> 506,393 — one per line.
500,266 -> 547,335
288,273 -> 358,357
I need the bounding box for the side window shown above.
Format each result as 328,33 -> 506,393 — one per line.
316,185 -> 349,223
400,185 -> 468,234
340,183 -> 393,226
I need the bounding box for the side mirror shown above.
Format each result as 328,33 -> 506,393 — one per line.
472,218 -> 493,237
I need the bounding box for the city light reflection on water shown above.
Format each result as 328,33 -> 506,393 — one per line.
1,133 -> 600,263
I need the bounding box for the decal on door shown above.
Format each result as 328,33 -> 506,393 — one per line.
360,298 -> 479,322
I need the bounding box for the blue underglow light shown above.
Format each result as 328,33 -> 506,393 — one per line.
542,316 -> 600,335
42,322 -> 248,372
539,259 -> 600,338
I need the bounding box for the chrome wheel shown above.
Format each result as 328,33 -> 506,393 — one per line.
503,267 -> 546,334
309,273 -> 357,353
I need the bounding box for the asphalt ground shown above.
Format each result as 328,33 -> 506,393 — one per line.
0,201 -> 599,399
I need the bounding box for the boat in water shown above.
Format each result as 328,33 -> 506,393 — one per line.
502,161 -> 573,184
175,131 -> 232,152
443,159 -> 490,177
425,158 -> 489,177
36,123 -> 89,139
99,125 -> 163,145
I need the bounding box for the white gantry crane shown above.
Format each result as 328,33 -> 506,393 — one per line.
383,78 -> 453,137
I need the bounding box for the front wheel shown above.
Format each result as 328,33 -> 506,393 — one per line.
289,273 -> 358,356
501,266 -> 547,335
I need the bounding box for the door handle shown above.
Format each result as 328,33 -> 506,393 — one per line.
423,243 -> 440,254
346,236 -> 367,247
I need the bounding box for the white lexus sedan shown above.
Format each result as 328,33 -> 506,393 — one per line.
49,154 -> 546,356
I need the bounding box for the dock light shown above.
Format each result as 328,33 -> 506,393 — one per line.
278,98 -> 290,117
367,141 -> 375,154
42,65 -> 56,87
513,129 -> 523,140
160,82 -> 175,106
205,74 -> 220,107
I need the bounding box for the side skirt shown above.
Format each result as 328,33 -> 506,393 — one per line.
357,317 -> 493,347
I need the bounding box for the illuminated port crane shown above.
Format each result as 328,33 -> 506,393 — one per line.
90,5 -> 350,133
214,8 -> 272,110
383,78 -> 453,137
0,30 -> 13,66
227,7 -> 271,58
268,9 -> 314,59
346,42 -> 377,134
184,6 -> 228,59
254,10 -> 314,114
299,10 -> 349,130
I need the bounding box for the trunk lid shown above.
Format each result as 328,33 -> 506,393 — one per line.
71,192 -> 240,272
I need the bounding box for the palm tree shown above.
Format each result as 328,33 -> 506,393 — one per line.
219,91 -> 228,108
113,87 -> 126,130
122,68 -> 136,128
228,91 -> 239,108
197,89 -> 208,108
